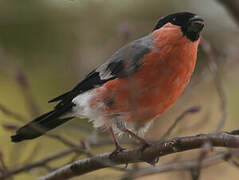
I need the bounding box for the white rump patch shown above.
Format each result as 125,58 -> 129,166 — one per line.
72,89 -> 113,129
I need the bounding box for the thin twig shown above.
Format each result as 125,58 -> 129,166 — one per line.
0,149 -> 75,180
43,165 -> 57,173
160,106 -> 201,140
0,103 -> 26,122
0,152 -> 7,172
0,139 -> 134,180
189,142 -> 212,180
0,103 -> 89,156
222,149 -> 239,169
13,65 -> 41,117
200,38 -> 227,132
23,144 -> 41,164
0,55 -> 41,117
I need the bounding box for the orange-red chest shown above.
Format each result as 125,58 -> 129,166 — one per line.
91,25 -> 200,123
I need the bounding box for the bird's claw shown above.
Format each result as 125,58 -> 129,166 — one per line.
109,146 -> 125,159
150,156 -> 160,166
139,142 -> 160,165
140,142 -> 151,152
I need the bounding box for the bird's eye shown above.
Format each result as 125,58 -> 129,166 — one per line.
172,17 -> 176,22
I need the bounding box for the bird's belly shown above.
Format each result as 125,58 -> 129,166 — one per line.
90,56 -> 195,124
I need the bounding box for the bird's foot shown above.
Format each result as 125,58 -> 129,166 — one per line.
147,156 -> 160,166
109,146 -> 126,159
140,141 -> 151,152
140,142 -> 160,165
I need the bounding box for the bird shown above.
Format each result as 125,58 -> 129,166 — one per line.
11,12 -> 204,154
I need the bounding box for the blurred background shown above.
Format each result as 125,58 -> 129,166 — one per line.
0,0 -> 239,179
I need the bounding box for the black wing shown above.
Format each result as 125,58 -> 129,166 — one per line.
49,34 -> 154,106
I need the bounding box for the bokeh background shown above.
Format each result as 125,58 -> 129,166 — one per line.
0,0 -> 239,179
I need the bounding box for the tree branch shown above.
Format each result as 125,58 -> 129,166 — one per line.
217,0 -> 239,25
38,130 -> 239,180
0,139 -> 133,180
124,151 -> 235,179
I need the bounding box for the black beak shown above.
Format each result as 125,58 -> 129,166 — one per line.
188,15 -> 204,32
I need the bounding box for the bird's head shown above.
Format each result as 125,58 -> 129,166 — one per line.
153,12 -> 204,42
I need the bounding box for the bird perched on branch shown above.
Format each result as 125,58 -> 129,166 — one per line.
11,12 -> 204,154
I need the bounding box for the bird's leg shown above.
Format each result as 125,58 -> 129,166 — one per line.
109,127 -> 125,158
115,118 -> 150,150
118,124 -> 160,165
122,128 -> 150,150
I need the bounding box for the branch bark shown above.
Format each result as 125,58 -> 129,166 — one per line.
38,130 -> 239,180
124,151 -> 233,179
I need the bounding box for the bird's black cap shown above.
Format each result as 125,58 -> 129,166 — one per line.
153,12 -> 204,41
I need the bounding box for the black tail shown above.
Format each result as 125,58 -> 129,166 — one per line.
11,110 -> 73,142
